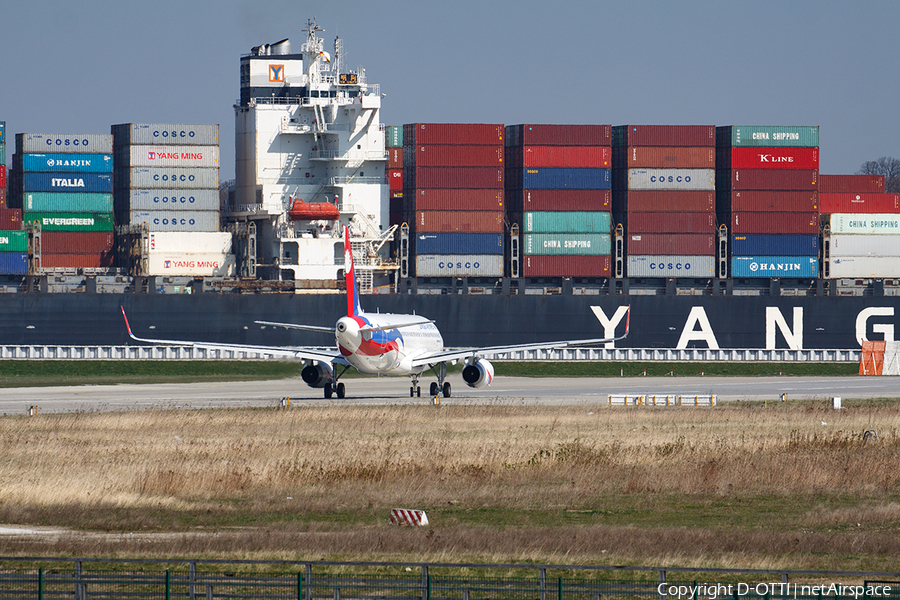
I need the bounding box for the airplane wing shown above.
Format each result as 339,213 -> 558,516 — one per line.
410,305 -> 630,367
122,307 -> 345,364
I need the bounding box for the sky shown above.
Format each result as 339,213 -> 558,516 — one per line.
1,1 -> 897,181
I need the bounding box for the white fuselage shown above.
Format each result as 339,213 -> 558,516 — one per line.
336,312 -> 443,375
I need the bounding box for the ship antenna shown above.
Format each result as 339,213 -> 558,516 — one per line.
334,36 -> 342,77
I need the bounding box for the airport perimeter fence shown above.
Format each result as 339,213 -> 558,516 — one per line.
0,558 -> 898,600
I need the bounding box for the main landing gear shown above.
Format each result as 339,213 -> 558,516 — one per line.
324,365 -> 352,399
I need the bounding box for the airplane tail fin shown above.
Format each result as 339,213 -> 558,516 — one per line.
344,225 -> 361,317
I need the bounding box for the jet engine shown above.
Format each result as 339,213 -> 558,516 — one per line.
462,358 -> 494,388
301,361 -> 333,388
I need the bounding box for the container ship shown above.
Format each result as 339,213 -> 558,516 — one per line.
0,19 -> 898,353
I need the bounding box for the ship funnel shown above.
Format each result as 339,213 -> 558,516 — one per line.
271,38 -> 292,55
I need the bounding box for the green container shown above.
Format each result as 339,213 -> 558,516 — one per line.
24,192 -> 113,213
718,126 -> 819,148
523,211 -> 611,233
524,233 -> 611,256
0,231 -> 27,252
386,125 -> 403,148
0,143 -> 5,164
24,212 -> 114,232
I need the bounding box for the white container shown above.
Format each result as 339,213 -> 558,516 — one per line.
124,167 -> 219,189
128,189 -> 219,211
415,254 -> 504,277
627,169 -> 715,191
114,123 -> 219,146
125,145 -> 219,168
829,234 -> 900,258
627,255 -> 716,277
829,256 -> 900,278
828,214 -> 900,235
17,133 -> 113,154
148,231 -> 232,254
129,210 -> 220,232
147,252 -> 235,277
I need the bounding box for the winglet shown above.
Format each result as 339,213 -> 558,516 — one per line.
625,304 -> 631,337
121,306 -> 136,340
343,225 -> 361,317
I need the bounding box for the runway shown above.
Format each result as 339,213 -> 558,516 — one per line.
0,375 -> 895,414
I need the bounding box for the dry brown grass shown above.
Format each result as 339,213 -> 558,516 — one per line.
0,402 -> 899,569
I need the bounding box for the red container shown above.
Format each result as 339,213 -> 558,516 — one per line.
720,147 -> 818,170
627,212 -> 715,233
411,189 -> 504,211
408,167 -> 503,189
731,212 -> 819,234
403,123 -> 504,146
0,165 -> 5,188
387,169 -> 403,192
41,231 -> 114,254
513,145 -> 611,168
0,208 -> 22,229
414,210 -> 504,233
522,255 -> 611,277
819,193 -> 900,214
627,233 -> 715,255
0,188 -> 7,209
614,146 -> 715,168
616,191 -> 714,213
411,145 -> 504,167
819,174 -> 885,193
387,147 -> 403,169
515,189 -> 610,212
508,124 -> 611,147
615,125 -> 715,147
725,169 -> 818,191
40,253 -> 113,269
728,191 -> 819,212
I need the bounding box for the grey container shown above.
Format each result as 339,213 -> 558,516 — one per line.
129,210 -> 220,232
121,167 -> 220,189
829,234 -> 900,258
17,133 -> 113,154
119,145 -> 220,168
127,189 -> 219,211
829,256 -> 900,278
626,169 -> 715,191
627,255 -> 716,277
415,254 -> 504,277
828,214 -> 900,235
112,123 -> 220,146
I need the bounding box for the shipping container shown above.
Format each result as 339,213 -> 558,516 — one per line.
627,255 -> 716,277
387,147 -> 403,169
819,174 -> 885,193
524,233 -> 611,256
40,253 -> 113,269
22,172 -> 113,193
120,167 -> 219,189
414,210 -> 504,233
718,147 -> 819,170
726,191 -> 819,212
722,169 -> 818,191
613,146 -> 715,169
120,145 -> 220,168
415,254 -> 504,277
146,253 -> 235,277
622,168 -> 715,191
387,169 -> 403,191
0,231 -> 27,252
614,190 -> 714,213
828,213 -> 900,235
0,143 -> 5,165
0,121 -> 4,144
819,193 -> 900,214
0,166 -> 7,189
148,231 -> 232,254
386,126 -> 403,148
16,133 -> 113,154
24,212 -> 113,232
828,234 -> 900,258
0,188 -> 6,209
731,256 -> 818,278
41,231 -> 114,254
411,189 -> 504,211
511,168 -> 611,190
403,123 -> 504,146
612,125 -> 715,147
627,212 -> 716,234
407,166 -> 503,189
24,192 -> 113,213
111,123 -> 219,146
514,189 -> 610,212
409,145 -> 504,167
522,255 -> 611,277
414,232 -> 503,255
523,211 -> 611,234
627,233 -> 715,256
731,212 -> 819,234
0,209 -> 22,229
505,124 -> 611,147
731,234 -> 819,256
129,210 -> 220,232
828,256 -> 900,278
0,252 -> 27,275
511,145 -> 610,168
126,189 -> 219,211
716,126 -> 819,148
19,153 -> 113,173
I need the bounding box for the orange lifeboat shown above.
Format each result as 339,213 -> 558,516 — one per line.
288,198 -> 340,221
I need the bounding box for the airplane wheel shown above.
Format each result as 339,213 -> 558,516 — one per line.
324,383 -> 333,399
410,386 -> 415,397
429,382 -> 438,396
336,382 -> 345,399
442,382 -> 451,398
416,386 -> 421,397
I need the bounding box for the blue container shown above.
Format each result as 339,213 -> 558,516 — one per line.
24,192 -> 113,213
21,153 -> 113,173
0,121 -> 5,144
22,172 -> 113,193
0,252 -> 28,275
415,232 -> 504,255
731,256 -> 819,278
516,168 -> 611,190
731,234 -> 819,257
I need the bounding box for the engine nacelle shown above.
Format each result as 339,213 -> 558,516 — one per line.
462,358 -> 494,388
301,362 -> 333,388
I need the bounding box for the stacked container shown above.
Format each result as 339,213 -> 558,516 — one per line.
0,123 -> 25,274
506,124 -> 612,277
0,121 -> 6,209
716,126 -> 820,278
402,123 -> 505,277
613,125 -> 716,277
12,133 -> 115,269
386,125 -> 404,228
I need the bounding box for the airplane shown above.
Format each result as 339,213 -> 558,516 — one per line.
122,225 -> 630,400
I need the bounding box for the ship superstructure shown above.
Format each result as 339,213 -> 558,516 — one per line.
230,18 -> 393,289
